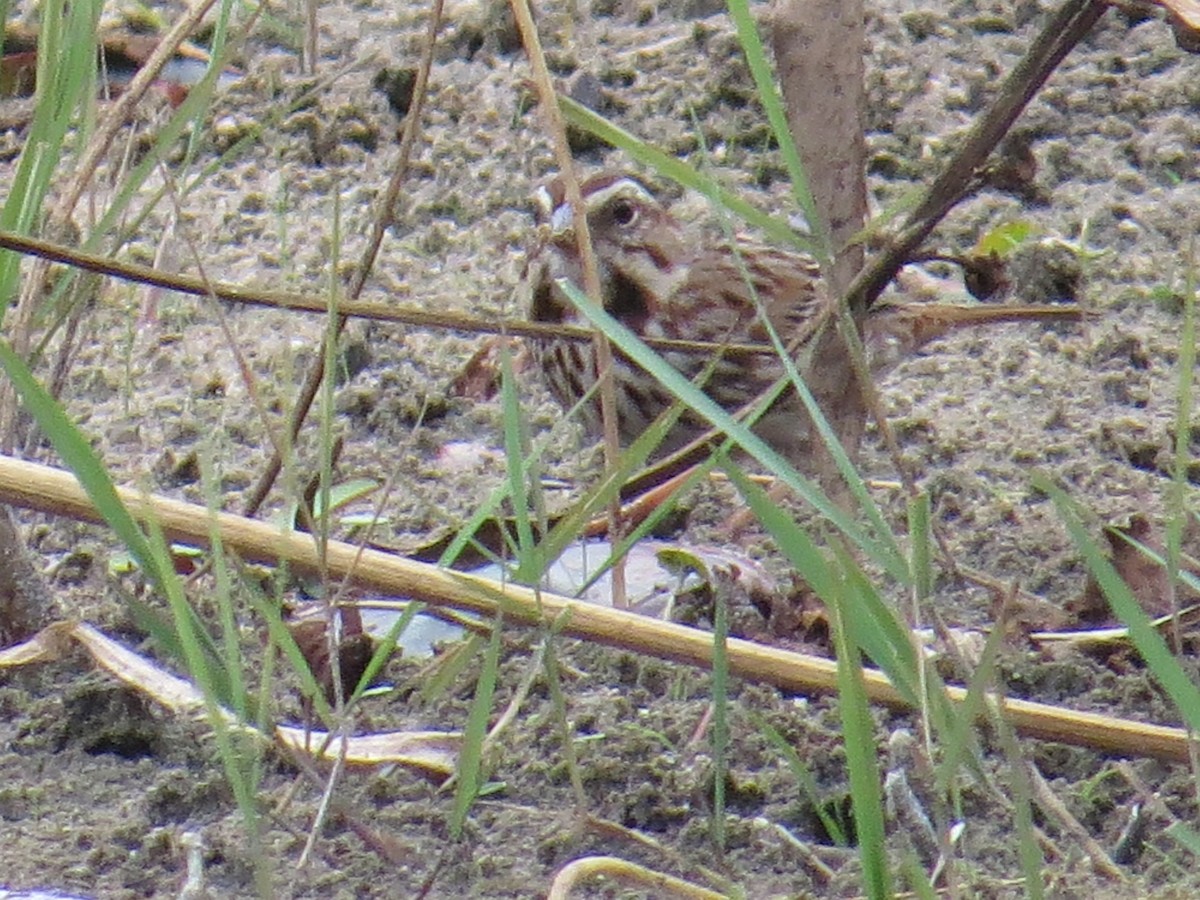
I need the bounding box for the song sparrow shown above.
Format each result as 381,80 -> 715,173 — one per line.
520,171 -> 1083,468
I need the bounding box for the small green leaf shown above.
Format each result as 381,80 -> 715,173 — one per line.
313,478 -> 378,518
974,220 -> 1038,258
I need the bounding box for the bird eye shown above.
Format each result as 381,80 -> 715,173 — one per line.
609,198 -> 638,226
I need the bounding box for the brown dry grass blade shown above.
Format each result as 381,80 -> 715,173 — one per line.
0,619 -> 458,775
0,452 -> 1197,764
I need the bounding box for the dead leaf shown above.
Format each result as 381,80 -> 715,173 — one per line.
288,602 -> 375,709
0,620 -> 457,773
450,335 -> 524,401
1071,513 -> 1188,625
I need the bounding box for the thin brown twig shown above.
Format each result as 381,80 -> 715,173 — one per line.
0,228 -> 782,358
1024,759 -> 1126,880
241,0 -> 446,518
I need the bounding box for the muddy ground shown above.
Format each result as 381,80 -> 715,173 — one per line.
2,0 -> 1200,896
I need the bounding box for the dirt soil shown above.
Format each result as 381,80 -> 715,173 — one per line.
3,0 -> 1200,897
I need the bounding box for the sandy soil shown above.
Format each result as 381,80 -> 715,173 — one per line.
2,0 -> 1200,896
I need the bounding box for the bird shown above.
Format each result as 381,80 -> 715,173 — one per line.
518,170 -> 1086,470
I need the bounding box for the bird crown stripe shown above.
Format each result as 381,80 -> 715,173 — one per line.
545,178 -> 655,235
575,178 -> 655,214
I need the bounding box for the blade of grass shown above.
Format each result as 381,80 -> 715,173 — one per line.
1164,239 -> 1196,656
421,632 -> 485,704
435,374 -> 623,571
719,458 -> 836,592
175,0 -> 238,169
138,501 -> 270,892
830,568 -> 890,898
249,586 -> 335,724
1038,474 -> 1200,734
0,339 -> 165,581
500,343 -> 539,575
349,600 -> 422,703
684,93 -> 897,581
753,713 -> 848,846
573,456 -> 717,600
909,492 -> 933,611
200,449 -> 249,718
1167,821 -> 1200,858
931,615 -> 1005,801
724,0 -> 829,265
0,0 -> 101,309
706,215 -> 899,584
995,720 -> 1045,900
710,570 -> 730,851
538,323 -> 742,590
721,457 -> 943,731
558,97 -> 815,254
450,611 -> 503,837
541,621 -> 587,811
898,852 -> 939,900
557,279 -> 907,581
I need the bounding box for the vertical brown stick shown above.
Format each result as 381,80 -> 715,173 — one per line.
770,0 -> 867,301
770,0 -> 870,484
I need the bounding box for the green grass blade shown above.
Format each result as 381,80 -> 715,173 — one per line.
996,717 -> 1044,900
0,339 -> 166,583
573,457 -> 717,599
724,0 -> 828,263
1165,242 -> 1196,639
450,612 -> 503,837
437,380 -> 626,572
830,573 -> 890,898
898,852 -> 939,900
710,578 -> 730,850
200,451 -> 249,717
0,0 -> 101,308
87,51 -> 239,244
420,633 -> 485,704
500,343 -> 539,576
909,493 -> 933,606
1039,474 -> 1200,733
249,586 -> 334,724
721,459 -> 837,595
697,184 -> 899,572
932,619 -> 1003,799
754,713 -> 847,846
350,601 -> 422,703
558,280 -> 908,581
557,97 -> 814,254
1167,822 -> 1200,858
834,558 -> 923,708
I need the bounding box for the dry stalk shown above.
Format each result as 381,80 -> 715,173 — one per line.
0,451 -> 1195,765
241,0 -> 447,517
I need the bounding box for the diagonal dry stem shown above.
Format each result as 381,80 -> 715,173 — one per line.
848,0 -> 1110,313
1,451 -> 1197,765
241,0 -> 447,517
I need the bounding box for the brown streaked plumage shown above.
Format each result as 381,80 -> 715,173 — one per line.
519,171 -> 1084,469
